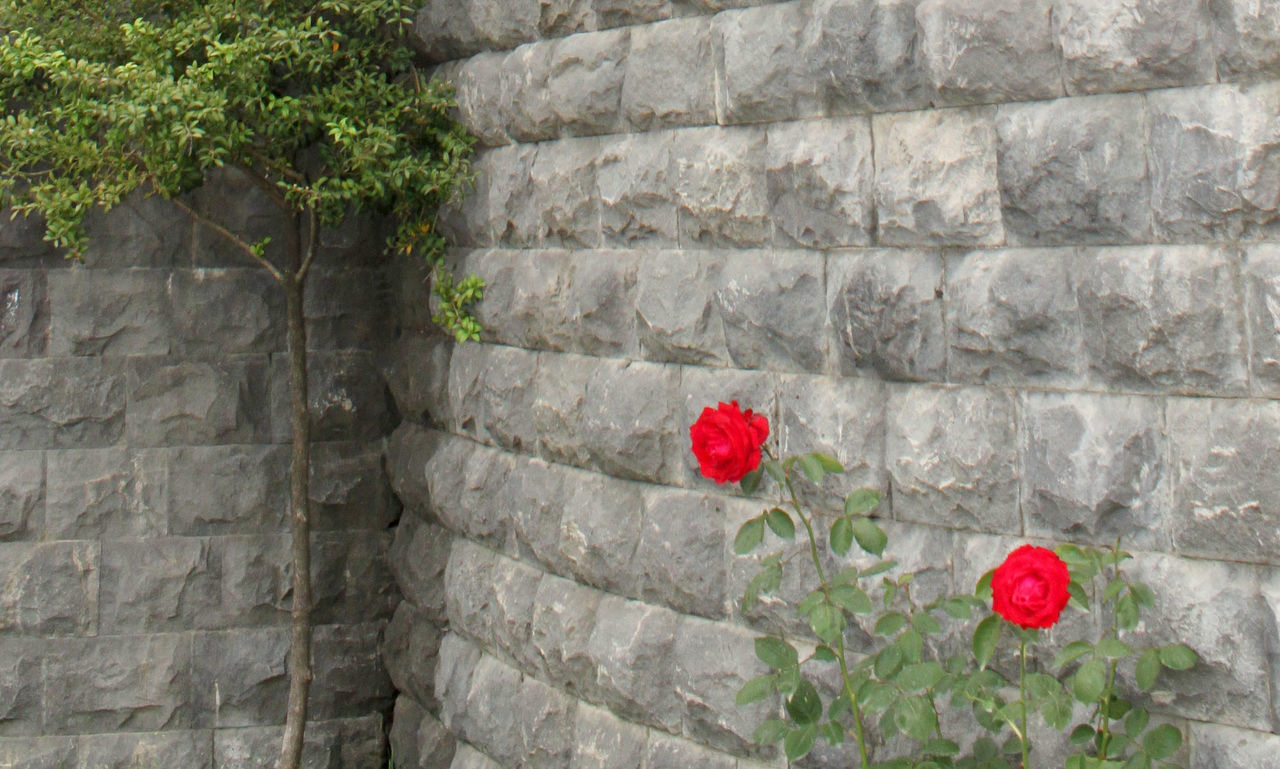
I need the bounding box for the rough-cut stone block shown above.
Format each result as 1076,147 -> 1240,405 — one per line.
502,43 -> 558,145
309,441 -> 394,531
716,3 -> 823,125
212,716 -> 385,769
462,250 -> 575,352
636,488 -> 728,618
531,573 -> 601,699
635,251 -> 729,366
0,208 -> 55,267
673,126 -> 771,247
0,640 -> 40,736
426,436 -> 516,546
1211,0 -> 1280,80
448,342 -> 541,453
1168,398 -> 1280,565
645,733 -> 736,769
1243,245 -> 1280,394
546,29 -> 628,137
302,268 -> 386,354
0,270 -> 46,358
807,0 -> 933,113
996,95 -> 1153,245
563,251 -> 640,356
45,634 -> 192,733
946,249 -> 1084,386
412,1 -> 480,63
310,624 -> 394,721
447,651 -> 572,768
446,53 -> 512,150
678,365 -> 777,486
490,550 -> 545,671
713,250 -> 827,372
171,269 -> 283,356
0,452 -> 42,541
1077,246 -> 1248,394
529,137 -> 603,248
0,736 -> 76,768
383,331 -> 453,428
598,133 -> 677,247
79,192 -> 190,269
126,357 -> 270,446
435,633 -> 482,730
99,537 -> 219,633
1146,83 -> 1280,242
479,143 -> 541,248
45,447 -> 166,539
388,699 -> 455,769
507,458 -> 569,573
191,628 -> 288,728
75,731 -> 213,769
468,0 -> 541,52
389,514 -> 451,621
594,0 -> 672,26
290,350 -> 391,443
873,108 -> 1004,246
622,17 -> 716,130
1021,392 -> 1170,550
0,358 -> 125,449
826,249 -> 946,381
190,168 -> 288,269
311,531 -> 398,625
1191,722 -> 1280,769
777,374 -> 888,507
586,594 -> 681,731
556,472 -> 646,595
385,423 -> 439,519
766,118 -> 874,249
1123,554 -> 1272,732
1055,0 -> 1216,94
571,702 -> 645,769
443,539 -> 501,646
215,535 -> 290,626
917,0 -> 1062,105
382,602 -> 442,709
448,744 -> 502,769
887,385 -> 1020,534
540,0 -> 596,37
0,541 -> 98,636
724,491 -> 824,637
672,614 -> 776,757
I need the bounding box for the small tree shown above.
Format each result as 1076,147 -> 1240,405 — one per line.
0,2 -> 479,767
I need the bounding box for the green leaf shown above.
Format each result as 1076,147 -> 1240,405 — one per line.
875,612 -> 908,636
785,679 -> 823,725
763,460 -> 785,485
1125,707 -> 1150,737
830,517 -> 854,556
1130,581 -> 1155,608
812,452 -> 844,473
740,467 -> 763,496
798,590 -> 826,617
922,738 -> 960,756
754,637 -> 799,670
1069,724 -> 1096,745
831,585 -> 873,614
752,719 -> 787,744
1142,724 -> 1182,760
874,644 -> 904,680
733,517 -> 765,555
861,560 -> 898,578
820,720 -> 845,746
1125,752 -> 1152,769
851,516 -> 888,556
975,569 -> 995,599
763,507 -> 795,540
1136,649 -> 1161,690
893,695 -> 938,742
1097,637 -> 1133,659
784,724 -> 817,760
943,597 -> 973,619
1067,580 -> 1092,612
973,614 -> 1002,670
735,674 -> 775,705
845,488 -> 882,516
896,662 -> 946,692
910,612 -> 942,635
1116,593 -> 1139,630
1158,644 -> 1197,671
798,454 -> 825,483
896,628 -> 924,663
1054,641 -> 1095,669
810,603 -> 845,645
810,645 -> 838,663
1102,577 -> 1126,602
1071,659 -> 1108,704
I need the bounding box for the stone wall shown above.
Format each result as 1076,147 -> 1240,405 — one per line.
0,172 -> 399,767
384,0 -> 1280,767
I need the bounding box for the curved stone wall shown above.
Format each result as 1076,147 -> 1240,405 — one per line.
384,1 -> 1280,767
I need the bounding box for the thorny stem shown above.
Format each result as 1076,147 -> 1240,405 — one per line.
1095,544 -> 1124,759
1019,637 -> 1030,769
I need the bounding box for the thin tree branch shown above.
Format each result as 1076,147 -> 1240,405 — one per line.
295,206 -> 320,285
167,194 -> 285,283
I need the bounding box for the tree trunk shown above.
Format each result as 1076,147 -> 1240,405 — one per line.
279,216 -> 312,769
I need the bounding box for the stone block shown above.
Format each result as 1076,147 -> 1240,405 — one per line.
0,737 -> 76,769
309,441 -> 395,531
622,17 -> 717,131
724,491 -> 826,637
586,594 -> 682,732
945,249 -> 1085,386
1054,0 -> 1216,94
445,653 -> 527,766
302,268 -> 387,354
443,538 -> 501,646
1244,245 -> 1280,394
1168,398 -> 1280,565
672,614 -> 776,757
191,628 -> 288,728
713,250 -> 827,373
45,634 -> 192,733
598,133 -> 678,247
0,358 -> 125,450
0,640 -> 40,735
873,107 -> 1004,246
215,535 -> 290,626
563,251 -> 640,357
311,531 -> 398,625
540,0 -> 596,37
0,209 -> 55,267
468,0 -> 541,52
777,374 -> 888,507
385,423 -> 441,519
461,249 -> 575,352
425,436 -> 515,546
1077,246 -> 1248,394
502,43 -> 559,145
382,602 -> 443,709
171,268 -> 283,356
0,270 -> 46,358
388,514 -> 451,621
45,447 -> 166,539
635,250 -> 729,366
310,623 -> 394,720
99,537 -> 219,633
672,126 -> 771,247
489,552 -> 545,671
1190,722 -> 1280,769
826,249 -> 947,381
531,573 -> 602,699
79,191 -> 191,269
807,0 -> 933,113
1021,392 -> 1171,550
996,94 -> 1153,245
448,744 -> 502,769
509,458 -> 571,573
382,331 -> 453,428
678,365 -> 777,487
511,674 -> 576,769
448,342 -> 541,453
126,357 -> 270,447
886,385 -> 1020,534
388,700 -> 456,769
482,143 -> 541,248
645,733 -> 736,769
0,452 -> 42,541
1211,0 -> 1280,80
411,1 -> 480,63
635,488 -> 728,618
75,731 -> 213,769
1146,83 -> 1280,242
447,53 -> 512,150
435,632 -> 482,731
570,702 -> 646,769
766,118 -> 875,249
546,29 -> 628,136
0,541 -> 99,636
556,472 -> 646,595
293,350 -> 392,443
529,137 -> 603,248
715,2 -> 823,125
212,715 -> 385,769
593,0 -> 672,26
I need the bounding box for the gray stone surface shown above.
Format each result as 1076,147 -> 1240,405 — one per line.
448,342 -> 541,453
672,614 -> 776,757
1211,0 -> 1280,80
1243,245 -> 1280,394
645,733 -> 736,769
212,716 -> 385,769
99,537 -> 219,633
311,531 -> 398,625
309,623 -> 395,721
766,118 -> 874,249
539,0 -> 596,37
622,17 -> 717,131
598,133 -> 678,247
528,137 -> 603,248
556,471 -> 646,595
672,126 -> 771,247
531,573 -> 602,699
546,29 -> 628,137
0,358 -> 125,450
126,357 -> 271,446
996,94 -> 1153,245
502,44 -> 559,145
570,702 -> 645,769
191,628 -> 288,728
1021,392 -> 1171,550
777,374 -> 888,505
713,250 -> 826,372
635,251 -> 729,366
0,640 -> 40,736
0,270 -> 46,358
297,350 -> 393,443
715,2 -> 823,125
383,602 -> 443,709
0,737 -> 75,769
75,730 -> 213,769
388,514 -> 451,622
873,107 -> 1005,246
382,331 -> 454,427
0,452 -> 42,541
635,488 -> 728,618
44,634 -> 192,733
586,594 -> 681,732
945,248 -> 1084,385
215,535 -> 290,626
807,0 -> 933,113
448,743 -> 502,769
1191,721 -> 1280,769
171,269 -> 282,355
1054,0 -> 1217,94
0,541 -> 99,636
1077,246 -> 1248,394
45,448 -> 166,539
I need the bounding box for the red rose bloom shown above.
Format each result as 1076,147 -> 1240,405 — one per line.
690,401 -> 769,484
992,545 -> 1071,629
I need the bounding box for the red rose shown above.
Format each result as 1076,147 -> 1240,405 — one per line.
992,545 -> 1071,629
690,401 -> 769,484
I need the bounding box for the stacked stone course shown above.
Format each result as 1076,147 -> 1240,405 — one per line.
387,0 -> 1280,767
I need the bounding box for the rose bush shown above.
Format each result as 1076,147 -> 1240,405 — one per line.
689,400 -> 769,484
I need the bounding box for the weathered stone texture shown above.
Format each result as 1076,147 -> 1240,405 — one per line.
45,448 -> 166,539
0,359 -> 125,450
126,357 -> 271,447
547,29 -> 629,137
635,251 -> 729,366
807,0 -> 933,113
570,702 -> 646,769
598,134 -> 677,247
672,126 -> 771,247
622,18 -> 717,131
0,270 -> 46,358
766,118 -> 874,249
75,730 -> 213,769
1243,245 -> 1280,394
715,3 -> 823,125
212,716 -> 385,769
713,250 -> 826,372
1191,722 -> 1280,769
44,634 -> 192,733
0,640 -> 40,736
0,452 -> 42,541
171,269 -> 282,355
99,538 -> 219,633
0,542 -> 99,636
1211,0 -> 1280,80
